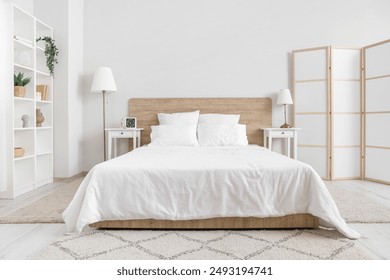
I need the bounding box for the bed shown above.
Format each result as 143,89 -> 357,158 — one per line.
62,98 -> 359,239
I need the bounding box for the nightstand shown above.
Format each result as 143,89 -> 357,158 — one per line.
105,128 -> 144,160
261,128 -> 301,159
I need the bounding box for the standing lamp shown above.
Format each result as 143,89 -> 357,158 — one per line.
91,67 -> 117,161
277,89 -> 293,128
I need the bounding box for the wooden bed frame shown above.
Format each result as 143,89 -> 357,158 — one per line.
90,98 -> 319,229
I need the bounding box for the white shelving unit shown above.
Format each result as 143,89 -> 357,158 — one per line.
0,3 -> 54,198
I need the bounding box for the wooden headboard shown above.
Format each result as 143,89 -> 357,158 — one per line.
128,98 -> 272,147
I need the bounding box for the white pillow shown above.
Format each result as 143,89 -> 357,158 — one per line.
198,114 -> 240,125
150,125 -> 199,146
158,110 -> 199,125
197,124 -> 248,146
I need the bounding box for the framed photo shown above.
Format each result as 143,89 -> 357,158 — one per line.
124,117 -> 137,128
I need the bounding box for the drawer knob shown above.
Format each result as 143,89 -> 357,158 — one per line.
282,132 -> 285,134
121,132 -> 123,135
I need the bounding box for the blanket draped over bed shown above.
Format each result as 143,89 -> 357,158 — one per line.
63,146 -> 359,239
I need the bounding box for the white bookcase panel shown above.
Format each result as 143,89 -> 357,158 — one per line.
14,129 -> 35,157
14,157 -> 35,196
13,99 -> 35,129
36,103 -> 53,128
0,3 -> 54,198
36,154 -> 53,185
36,129 -> 53,154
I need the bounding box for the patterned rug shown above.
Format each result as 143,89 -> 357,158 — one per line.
32,229 -> 371,260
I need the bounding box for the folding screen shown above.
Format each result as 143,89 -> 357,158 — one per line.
363,39 -> 390,184
293,47 -> 330,179
331,47 -> 362,179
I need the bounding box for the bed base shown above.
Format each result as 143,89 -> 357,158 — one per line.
89,214 -> 319,229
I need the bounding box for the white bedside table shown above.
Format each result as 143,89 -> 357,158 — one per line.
105,128 -> 144,160
261,128 -> 301,159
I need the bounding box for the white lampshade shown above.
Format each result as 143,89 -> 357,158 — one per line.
277,89 -> 293,105
91,67 -> 118,92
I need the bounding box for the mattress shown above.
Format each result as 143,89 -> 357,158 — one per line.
62,145 -> 360,239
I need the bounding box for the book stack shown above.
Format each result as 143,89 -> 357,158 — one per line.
36,85 -> 49,101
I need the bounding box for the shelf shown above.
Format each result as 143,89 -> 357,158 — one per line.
36,45 -> 45,52
14,37 -> 34,49
36,127 -> 52,130
36,151 -> 53,157
14,63 -> 34,72
36,100 -> 52,104
36,70 -> 51,77
14,154 -> 35,161
14,127 -> 34,131
14,97 -> 34,102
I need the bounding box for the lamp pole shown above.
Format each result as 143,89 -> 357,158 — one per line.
102,90 -> 106,161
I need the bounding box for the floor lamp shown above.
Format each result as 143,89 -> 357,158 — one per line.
91,67 -> 117,161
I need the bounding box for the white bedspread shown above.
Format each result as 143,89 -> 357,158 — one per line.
63,145 -> 360,239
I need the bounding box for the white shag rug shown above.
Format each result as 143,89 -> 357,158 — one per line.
32,229 -> 371,260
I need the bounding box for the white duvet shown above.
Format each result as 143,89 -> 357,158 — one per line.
63,145 -> 360,239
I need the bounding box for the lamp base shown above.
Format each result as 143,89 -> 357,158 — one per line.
280,123 -> 292,128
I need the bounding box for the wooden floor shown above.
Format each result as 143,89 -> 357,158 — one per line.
0,178 -> 389,259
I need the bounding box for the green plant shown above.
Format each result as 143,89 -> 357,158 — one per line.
14,72 -> 31,86
36,36 -> 59,76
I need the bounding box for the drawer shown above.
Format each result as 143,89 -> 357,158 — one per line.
109,131 -> 135,138
269,130 -> 293,137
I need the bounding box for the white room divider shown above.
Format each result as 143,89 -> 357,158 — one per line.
331,47 -> 362,179
293,47 -> 330,179
363,39 -> 390,185
293,40 -> 389,184
293,46 -> 362,180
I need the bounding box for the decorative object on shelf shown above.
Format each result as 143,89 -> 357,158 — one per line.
36,36 -> 59,76
277,89 -> 293,128
14,72 -> 31,97
36,91 -> 42,100
124,117 -> 137,128
21,115 -> 29,128
91,67 -> 118,161
36,84 -> 48,100
14,147 -> 25,158
36,109 -> 45,127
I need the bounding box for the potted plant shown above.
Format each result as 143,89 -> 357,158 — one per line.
36,36 -> 59,76
14,72 -> 31,97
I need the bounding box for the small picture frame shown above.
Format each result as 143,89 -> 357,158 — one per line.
124,117 -> 137,128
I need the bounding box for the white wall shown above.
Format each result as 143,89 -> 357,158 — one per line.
82,0 -> 390,170
7,0 -> 33,13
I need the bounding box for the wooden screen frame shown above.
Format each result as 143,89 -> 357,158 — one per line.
90,97 -> 319,230
363,39 -> 390,185
330,47 -> 363,180
292,46 -> 331,180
